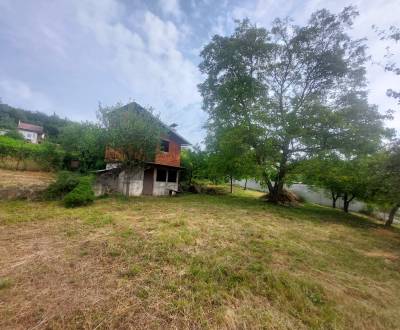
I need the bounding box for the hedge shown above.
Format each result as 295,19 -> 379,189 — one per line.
0,136 -> 64,171
63,176 -> 95,208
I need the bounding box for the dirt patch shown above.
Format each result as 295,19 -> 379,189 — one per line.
364,250 -> 399,261
0,169 -> 54,200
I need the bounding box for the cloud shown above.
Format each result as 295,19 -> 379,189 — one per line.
74,0 -> 203,139
158,0 -> 182,19
0,0 -> 398,144
0,79 -> 53,112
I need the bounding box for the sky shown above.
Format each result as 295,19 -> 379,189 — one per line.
0,0 -> 399,145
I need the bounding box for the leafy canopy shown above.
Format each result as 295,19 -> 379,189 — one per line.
199,7 -> 391,201
98,102 -> 165,168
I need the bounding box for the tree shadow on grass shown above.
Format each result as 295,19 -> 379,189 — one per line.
206,191 -> 400,234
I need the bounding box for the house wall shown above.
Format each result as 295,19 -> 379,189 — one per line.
94,167 -> 144,197
118,168 -> 144,196
18,130 -> 38,143
155,139 -> 181,167
153,168 -> 179,196
105,138 -> 181,168
95,166 -> 179,197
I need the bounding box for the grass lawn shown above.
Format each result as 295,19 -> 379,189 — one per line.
0,188 -> 399,329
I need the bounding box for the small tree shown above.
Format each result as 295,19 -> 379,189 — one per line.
180,145 -> 209,186
58,122 -> 106,172
299,158 -> 344,209
207,127 -> 256,193
366,141 -> 400,226
97,102 -> 164,196
299,156 -> 369,212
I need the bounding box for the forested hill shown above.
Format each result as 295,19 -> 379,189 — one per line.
0,102 -> 72,139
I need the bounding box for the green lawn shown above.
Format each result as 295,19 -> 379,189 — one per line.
0,189 -> 399,329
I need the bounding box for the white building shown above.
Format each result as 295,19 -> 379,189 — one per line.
17,121 -> 44,144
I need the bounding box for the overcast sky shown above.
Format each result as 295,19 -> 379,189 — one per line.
0,0 -> 399,144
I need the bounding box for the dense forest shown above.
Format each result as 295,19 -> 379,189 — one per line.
0,101 -> 71,139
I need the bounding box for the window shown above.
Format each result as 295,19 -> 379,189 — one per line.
168,170 -> 177,182
160,139 -> 170,152
156,169 -> 167,182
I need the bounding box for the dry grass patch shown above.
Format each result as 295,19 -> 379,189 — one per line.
0,188 -> 399,329
0,168 -> 54,188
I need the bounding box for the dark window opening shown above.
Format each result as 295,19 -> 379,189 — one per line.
156,169 -> 167,182
160,139 -> 170,152
168,170 -> 177,182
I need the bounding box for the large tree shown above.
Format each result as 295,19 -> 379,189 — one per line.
374,25 -> 400,103
199,8 -> 390,203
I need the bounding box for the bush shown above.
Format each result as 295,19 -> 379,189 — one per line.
44,171 -> 81,200
4,129 -> 24,140
0,136 -> 64,171
63,176 -> 95,208
187,179 -> 227,195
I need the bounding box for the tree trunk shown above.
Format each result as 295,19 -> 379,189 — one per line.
244,178 -> 247,190
268,148 -> 288,204
343,193 -> 349,213
269,167 -> 286,204
385,204 -> 399,227
125,170 -> 131,197
331,191 -> 339,209
342,193 -> 355,213
188,170 -> 192,186
230,175 -> 233,194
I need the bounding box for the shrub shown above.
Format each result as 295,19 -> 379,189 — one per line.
44,171 -> 80,200
4,129 -> 24,140
188,179 -> 227,195
63,176 -> 95,208
0,136 -> 64,171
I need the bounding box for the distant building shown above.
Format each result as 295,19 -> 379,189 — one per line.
17,121 -> 45,144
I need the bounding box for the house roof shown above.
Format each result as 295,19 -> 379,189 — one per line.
17,121 -> 43,134
116,102 -> 191,146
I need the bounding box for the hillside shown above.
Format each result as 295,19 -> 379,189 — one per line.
0,188 -> 399,329
0,102 -> 71,139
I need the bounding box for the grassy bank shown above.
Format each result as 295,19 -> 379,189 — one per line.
0,189 -> 399,329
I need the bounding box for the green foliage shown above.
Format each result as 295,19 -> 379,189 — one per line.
63,176 -> 95,208
374,25 -> 400,104
363,141 -> 400,225
98,102 -> 165,167
44,171 -> 81,200
207,126 -> 257,192
0,136 -> 64,171
199,9 -> 390,202
180,145 -> 210,185
4,129 -> 24,140
58,122 -> 106,172
0,101 -> 71,139
298,156 -> 369,211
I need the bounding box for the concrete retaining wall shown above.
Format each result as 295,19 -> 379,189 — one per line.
235,179 -> 365,212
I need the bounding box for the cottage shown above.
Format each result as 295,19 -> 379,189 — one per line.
94,102 -> 190,197
17,121 -> 45,143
